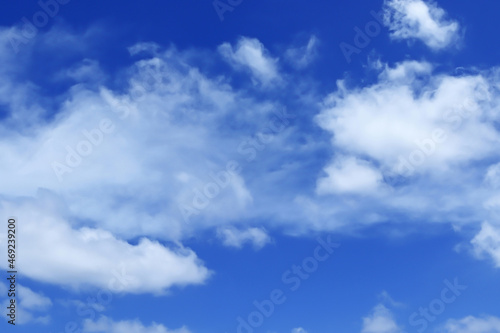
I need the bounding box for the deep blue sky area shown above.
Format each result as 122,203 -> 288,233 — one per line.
2,1 -> 499,72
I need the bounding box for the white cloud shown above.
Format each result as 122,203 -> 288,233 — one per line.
308,60 -> 500,236
471,222 -> 500,268
0,28 -> 310,293
317,156 -> 384,195
218,37 -> 280,85
18,284 -> 52,311
0,283 -> 52,325
442,315 -> 500,333
383,0 -> 460,49
484,162 -> 500,189
217,227 -> 271,250
316,61 -> 498,177
0,37 -> 277,241
291,328 -> 308,333
83,315 -> 191,333
128,42 -> 161,56
361,304 -> 402,333
2,20 -> 500,287
0,194 -> 211,294
379,60 -> 433,81
61,59 -> 104,83
285,35 -> 319,69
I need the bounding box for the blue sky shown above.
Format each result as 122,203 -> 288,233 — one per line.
1,0 -> 500,332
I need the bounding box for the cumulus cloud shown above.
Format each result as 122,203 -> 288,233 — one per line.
1,13 -> 500,299
0,28 -> 300,293
0,33 -> 282,241
0,194 -> 211,294
218,37 -> 280,85
441,315 -> 500,333
311,60 -> 500,230
83,316 -> 191,333
383,0 -> 460,49
361,304 -> 402,333
316,61 -> 498,176
217,227 -> 271,250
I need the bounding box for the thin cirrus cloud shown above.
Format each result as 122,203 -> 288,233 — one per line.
383,0 -> 461,50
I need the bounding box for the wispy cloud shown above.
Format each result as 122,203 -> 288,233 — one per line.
83,316 -> 191,333
219,37 -> 280,85
383,0 -> 460,49
217,226 -> 271,250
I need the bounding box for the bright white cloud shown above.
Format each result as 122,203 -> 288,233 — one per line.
218,37 -> 280,85
383,0 -> 460,49
379,60 -> 433,81
83,316 -> 191,333
217,227 -> 271,249
0,195 -> 211,294
361,304 -> 402,333
308,60 -> 500,236
317,156 -> 384,195
316,61 -> 497,176
0,30 -> 296,292
442,315 -> 500,333
0,36 -> 278,241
